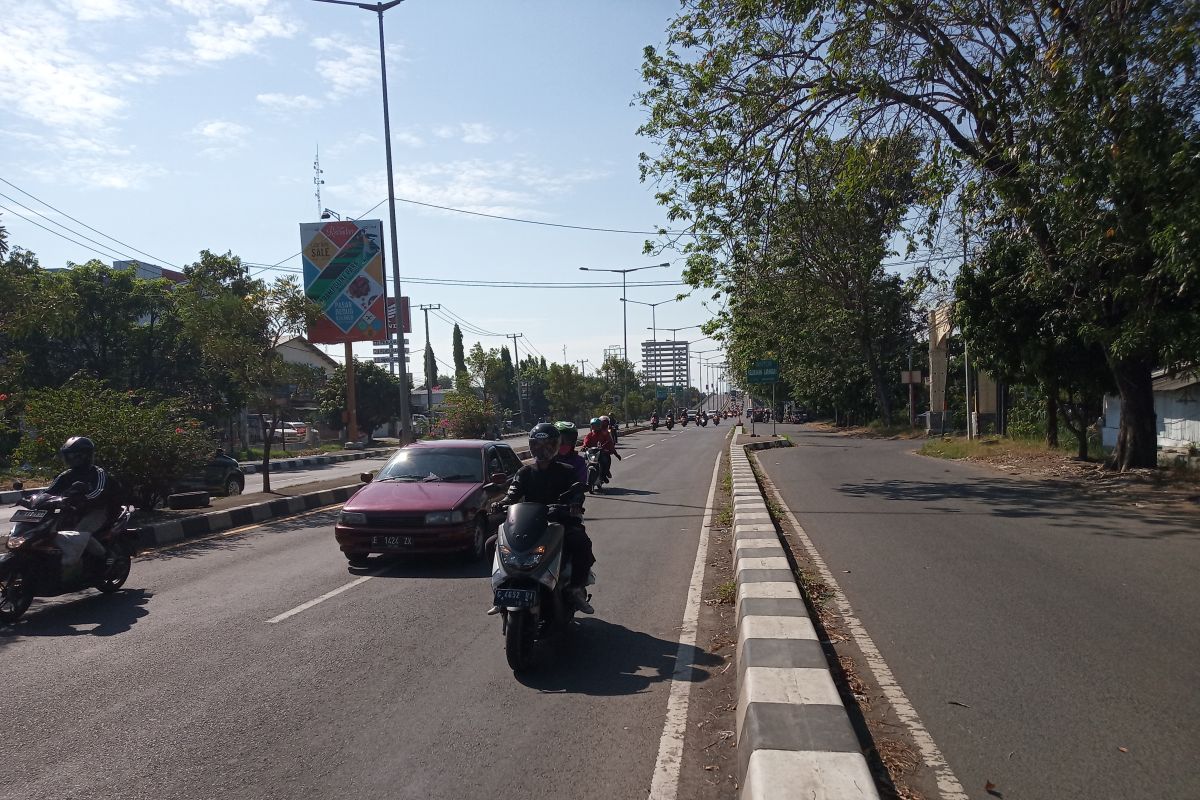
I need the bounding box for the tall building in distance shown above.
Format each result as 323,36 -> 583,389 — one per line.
641,339 -> 689,389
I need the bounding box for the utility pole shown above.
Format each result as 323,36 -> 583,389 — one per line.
418,304 -> 440,422
507,332 -> 525,426
577,359 -> 589,377
962,202 -> 972,440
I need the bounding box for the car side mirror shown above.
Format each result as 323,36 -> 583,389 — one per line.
360,472 -> 373,484
489,472 -> 507,485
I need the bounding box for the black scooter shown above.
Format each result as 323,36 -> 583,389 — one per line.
490,487 -> 591,672
2,490 -> 139,623
650,415 -> 659,432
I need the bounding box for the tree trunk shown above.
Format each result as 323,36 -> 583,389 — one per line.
260,411 -> 277,493
1110,357 -> 1157,470
1045,380 -> 1059,448
860,334 -> 891,426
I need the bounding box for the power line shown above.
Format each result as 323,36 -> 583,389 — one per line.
0,176 -> 180,268
0,201 -> 126,262
439,305 -> 506,337
389,195 -> 690,236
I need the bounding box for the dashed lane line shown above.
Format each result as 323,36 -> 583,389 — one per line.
265,565 -> 391,624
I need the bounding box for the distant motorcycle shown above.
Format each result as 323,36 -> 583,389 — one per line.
665,416 -> 675,431
490,488 -> 593,672
1,490 -> 139,623
584,447 -> 608,493
650,415 -> 659,432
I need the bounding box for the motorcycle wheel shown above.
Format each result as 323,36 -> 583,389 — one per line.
0,564 -> 34,623
505,610 -> 536,672
96,554 -> 131,594
588,468 -> 598,494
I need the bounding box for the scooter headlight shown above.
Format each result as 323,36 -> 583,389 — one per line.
7,535 -> 27,550
498,544 -> 545,569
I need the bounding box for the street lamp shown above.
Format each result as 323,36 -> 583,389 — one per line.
579,262 -> 670,424
623,297 -> 676,406
312,0 -> 414,443
693,348 -> 717,411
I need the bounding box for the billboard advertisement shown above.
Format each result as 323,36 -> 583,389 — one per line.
299,219 -> 388,344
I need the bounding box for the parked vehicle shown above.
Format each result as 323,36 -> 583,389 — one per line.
271,421 -> 307,441
1,491 -> 140,622
174,450 -> 245,498
334,440 -> 521,566
490,487 -> 592,671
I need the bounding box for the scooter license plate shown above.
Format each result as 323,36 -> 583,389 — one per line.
494,588 -> 537,607
11,509 -> 47,522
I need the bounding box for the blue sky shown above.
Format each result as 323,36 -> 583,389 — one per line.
0,0 -> 725,384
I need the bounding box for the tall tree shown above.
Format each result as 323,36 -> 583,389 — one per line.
452,323 -> 467,383
639,0 -> 1200,468
423,341 -> 437,389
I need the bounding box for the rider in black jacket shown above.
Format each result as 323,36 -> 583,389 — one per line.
498,423 -> 595,614
45,436 -> 113,563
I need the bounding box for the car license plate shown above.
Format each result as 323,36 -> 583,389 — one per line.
11,509 -> 47,522
494,588 -> 537,607
372,535 -> 413,547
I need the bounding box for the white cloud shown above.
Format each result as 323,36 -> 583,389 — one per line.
314,35 -> 379,96
432,123 -> 498,145
28,157 -> 166,190
333,158 -> 608,220
72,0 -> 140,22
326,132 -> 378,157
184,13 -> 298,63
195,119 -> 251,141
257,92 -> 321,112
394,131 -> 423,148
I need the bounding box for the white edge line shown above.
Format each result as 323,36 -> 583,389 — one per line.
647,448 -> 722,800
752,452 -> 969,800
647,443 -> 657,448
265,566 -> 388,624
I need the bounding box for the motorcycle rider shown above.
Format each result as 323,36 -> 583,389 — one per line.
581,417 -> 620,481
45,436 -> 113,567
496,423 -> 594,614
553,421 -> 588,487
601,414 -> 618,446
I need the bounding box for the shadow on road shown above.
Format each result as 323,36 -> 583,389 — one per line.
353,553 -> 491,579
0,588 -> 152,645
596,487 -> 658,497
836,478 -> 1200,540
141,510 -> 340,561
516,618 -> 721,696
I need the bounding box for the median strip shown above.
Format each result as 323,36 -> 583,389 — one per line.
729,429 -> 878,800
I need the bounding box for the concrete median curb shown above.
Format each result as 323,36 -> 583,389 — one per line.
730,434 -> 878,800
238,446 -> 396,474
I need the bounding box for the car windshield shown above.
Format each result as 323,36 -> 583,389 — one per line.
377,448 -> 483,483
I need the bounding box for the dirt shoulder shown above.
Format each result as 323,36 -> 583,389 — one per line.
676,448 -> 738,800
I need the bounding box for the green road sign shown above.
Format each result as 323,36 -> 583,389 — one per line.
747,359 -> 780,384
656,387 -> 668,400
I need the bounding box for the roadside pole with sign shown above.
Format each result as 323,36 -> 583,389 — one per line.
746,359 -> 780,437
299,219 -> 389,445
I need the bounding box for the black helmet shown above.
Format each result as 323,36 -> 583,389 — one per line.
60,436 -> 95,470
528,422 -> 560,466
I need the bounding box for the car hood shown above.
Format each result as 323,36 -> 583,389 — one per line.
345,480 -> 482,513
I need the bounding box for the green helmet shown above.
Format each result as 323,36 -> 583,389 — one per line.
554,420 -> 578,447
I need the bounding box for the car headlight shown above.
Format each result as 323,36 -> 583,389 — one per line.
425,510 -> 465,525
338,511 -> 367,525
498,544 -> 545,569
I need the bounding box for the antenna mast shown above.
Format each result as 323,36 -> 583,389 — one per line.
313,145 -> 324,218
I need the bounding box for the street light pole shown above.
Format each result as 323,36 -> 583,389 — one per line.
579,262 -> 669,426
312,0 -> 413,442
623,297 -> 674,408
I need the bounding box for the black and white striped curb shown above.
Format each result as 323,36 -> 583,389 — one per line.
137,485 -> 363,549
730,435 -> 878,800
238,447 -> 396,474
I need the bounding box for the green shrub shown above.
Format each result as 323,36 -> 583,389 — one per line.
12,378 -> 215,507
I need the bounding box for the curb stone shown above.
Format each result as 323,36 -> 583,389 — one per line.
238,446 -> 396,475
730,430 -> 878,800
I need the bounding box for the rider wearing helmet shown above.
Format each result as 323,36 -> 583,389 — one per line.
45,436 -> 113,564
553,421 -> 587,487
497,423 -> 595,613
580,417 -> 619,481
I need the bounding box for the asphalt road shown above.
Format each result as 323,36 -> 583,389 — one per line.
758,425 -> 1200,800
2,424 -> 732,800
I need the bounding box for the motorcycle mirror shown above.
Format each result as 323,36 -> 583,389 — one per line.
70,480 -> 89,495
360,472 -> 373,484
489,472 -> 508,485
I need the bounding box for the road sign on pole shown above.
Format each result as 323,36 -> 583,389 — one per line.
747,359 -> 779,384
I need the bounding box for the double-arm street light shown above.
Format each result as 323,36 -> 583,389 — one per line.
312,0 -> 413,442
623,297 -> 676,406
579,262 -> 670,424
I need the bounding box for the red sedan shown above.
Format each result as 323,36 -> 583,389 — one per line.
334,440 -> 523,567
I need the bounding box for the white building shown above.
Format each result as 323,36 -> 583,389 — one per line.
641,340 -> 689,389
1102,369 -> 1200,451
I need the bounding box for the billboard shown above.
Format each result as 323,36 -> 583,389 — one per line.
299,219 -> 388,344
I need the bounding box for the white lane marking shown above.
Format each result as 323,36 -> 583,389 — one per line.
266,566 -> 389,624
625,453 -> 637,459
647,443 -> 656,448
754,454 -> 969,800
648,451 -> 721,800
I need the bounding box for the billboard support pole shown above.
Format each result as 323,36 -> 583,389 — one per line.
345,341 -> 358,445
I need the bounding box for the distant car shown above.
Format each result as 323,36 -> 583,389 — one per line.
270,421 -> 307,442
174,450 -> 246,497
334,440 -> 523,567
